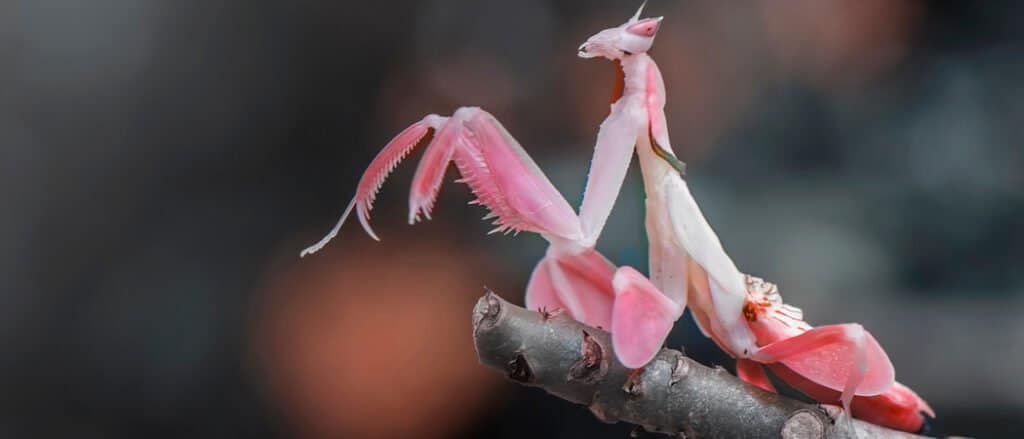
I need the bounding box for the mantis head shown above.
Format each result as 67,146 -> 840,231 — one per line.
578,2 -> 663,60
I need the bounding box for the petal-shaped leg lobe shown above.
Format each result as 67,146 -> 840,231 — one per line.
851,383 -> 932,433
557,248 -> 618,328
736,359 -> 776,393
525,257 -> 567,314
751,324 -> 895,398
611,266 -> 683,368
526,249 -> 617,330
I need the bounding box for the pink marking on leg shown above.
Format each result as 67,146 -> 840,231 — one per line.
750,324 -> 895,398
736,359 -> 776,393
645,61 -> 672,154
611,266 -> 683,368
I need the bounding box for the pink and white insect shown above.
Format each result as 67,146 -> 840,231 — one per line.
301,3 -> 933,433
575,4 -> 934,433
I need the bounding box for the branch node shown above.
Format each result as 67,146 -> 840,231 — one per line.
782,410 -> 826,439
623,368 -> 645,399
507,353 -> 534,383
669,353 -> 689,386
472,290 -> 503,333
569,330 -> 606,384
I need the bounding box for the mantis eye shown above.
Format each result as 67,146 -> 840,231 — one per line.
626,18 -> 661,37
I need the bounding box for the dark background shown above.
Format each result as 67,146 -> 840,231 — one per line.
3,0 -> 1023,437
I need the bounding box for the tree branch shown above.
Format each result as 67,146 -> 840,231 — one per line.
472,291 -> 933,439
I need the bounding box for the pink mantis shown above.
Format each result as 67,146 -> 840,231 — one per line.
301,4 -> 933,434
574,5 -> 935,433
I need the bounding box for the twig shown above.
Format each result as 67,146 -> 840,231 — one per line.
471,291 -> 933,439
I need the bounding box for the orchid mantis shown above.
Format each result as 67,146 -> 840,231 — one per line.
575,5 -> 934,433
301,3 -> 933,433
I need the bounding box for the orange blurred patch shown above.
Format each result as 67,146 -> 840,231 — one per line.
757,0 -> 923,89
253,233 -> 502,438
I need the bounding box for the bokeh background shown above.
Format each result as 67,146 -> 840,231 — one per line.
3,0 -> 1023,437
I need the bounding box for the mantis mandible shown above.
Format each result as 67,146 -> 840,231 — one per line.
575,4 -> 934,433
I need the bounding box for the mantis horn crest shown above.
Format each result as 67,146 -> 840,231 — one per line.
630,0 -> 648,23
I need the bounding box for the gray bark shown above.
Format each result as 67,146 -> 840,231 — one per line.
472,291 -> 939,439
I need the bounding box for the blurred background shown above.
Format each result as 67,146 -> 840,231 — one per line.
2,0 -> 1022,437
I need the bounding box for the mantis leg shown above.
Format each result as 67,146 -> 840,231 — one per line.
645,195 -> 689,307
406,107 -> 584,240
305,106 -> 585,253
456,109 -> 583,239
578,101 -> 642,246
302,115 -> 445,255
663,176 -> 756,353
749,323 -> 896,412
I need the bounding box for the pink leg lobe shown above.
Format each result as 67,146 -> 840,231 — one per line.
610,266 -> 683,368
750,323 -> 895,416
